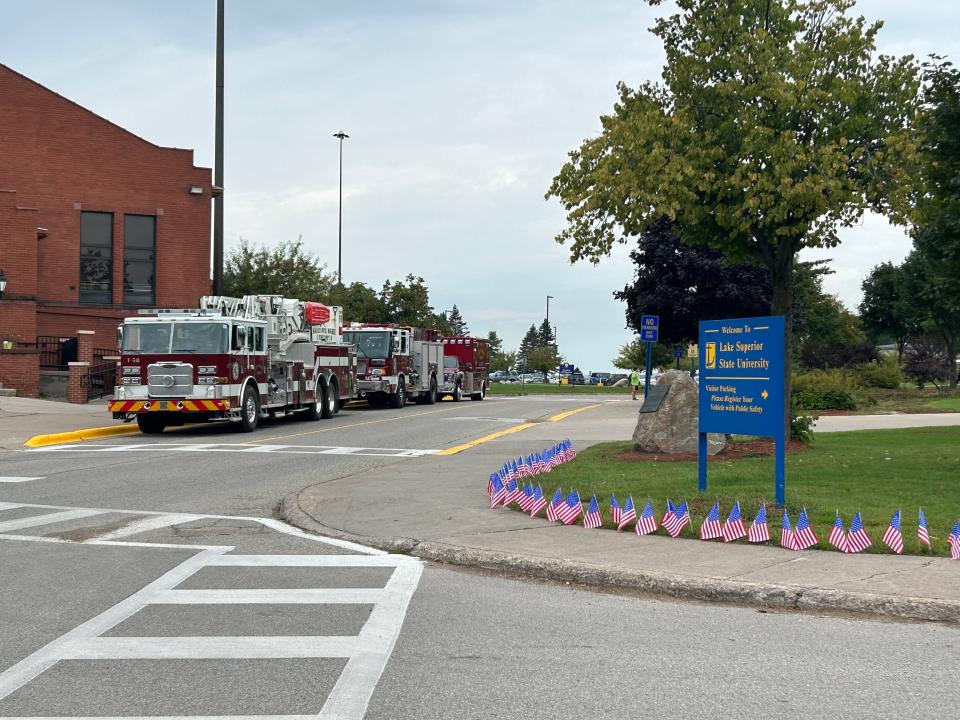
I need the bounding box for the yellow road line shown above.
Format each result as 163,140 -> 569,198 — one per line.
24,424 -> 141,448
436,402 -> 604,456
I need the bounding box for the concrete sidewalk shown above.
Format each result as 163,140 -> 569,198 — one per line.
0,396 -> 116,450
285,400 -> 960,624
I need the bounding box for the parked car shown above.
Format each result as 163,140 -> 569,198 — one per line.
587,372 -> 612,386
570,371 -> 585,385
490,370 -> 520,383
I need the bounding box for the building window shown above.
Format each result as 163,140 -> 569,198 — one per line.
123,214 -> 156,306
79,211 -> 113,304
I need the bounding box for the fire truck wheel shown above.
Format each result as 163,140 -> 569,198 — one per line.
427,377 -> 437,404
237,384 -> 260,432
136,414 -> 166,434
471,383 -> 486,401
388,378 -> 406,409
321,380 -> 339,418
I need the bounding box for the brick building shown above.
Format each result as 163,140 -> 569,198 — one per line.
0,63 -> 212,396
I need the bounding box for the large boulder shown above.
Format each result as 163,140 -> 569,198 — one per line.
632,370 -> 726,455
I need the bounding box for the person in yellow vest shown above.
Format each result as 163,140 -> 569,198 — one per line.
629,368 -> 641,400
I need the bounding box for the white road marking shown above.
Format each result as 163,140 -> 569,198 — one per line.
205,553 -> 412,567
0,508 -> 105,534
0,503 -> 422,719
318,556 -> 423,720
0,476 -> 44,483
93,513 -> 198,541
0,502 -> 385,555
31,442 -> 438,457
0,716 -> 316,720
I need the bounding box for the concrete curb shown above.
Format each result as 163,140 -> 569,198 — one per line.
280,491 -> 960,625
24,424 -> 140,447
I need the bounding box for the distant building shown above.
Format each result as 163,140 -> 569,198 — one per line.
0,63 -> 212,396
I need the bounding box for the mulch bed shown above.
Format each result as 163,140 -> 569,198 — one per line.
616,438 -> 809,463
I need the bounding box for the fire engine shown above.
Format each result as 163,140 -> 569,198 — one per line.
341,323 -> 443,407
108,295 -> 355,434
440,336 -> 490,401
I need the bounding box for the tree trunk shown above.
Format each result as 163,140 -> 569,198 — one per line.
770,243 -> 794,440
897,337 -> 905,367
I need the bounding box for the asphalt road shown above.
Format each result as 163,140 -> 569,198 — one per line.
1,394 -> 957,718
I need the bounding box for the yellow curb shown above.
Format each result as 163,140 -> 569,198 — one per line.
436,402 -> 605,456
24,424 -> 141,448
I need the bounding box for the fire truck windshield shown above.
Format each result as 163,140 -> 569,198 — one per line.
123,322 -> 229,354
342,330 -> 391,359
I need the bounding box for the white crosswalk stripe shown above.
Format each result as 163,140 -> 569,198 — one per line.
0,503 -> 422,719
30,442 -> 438,457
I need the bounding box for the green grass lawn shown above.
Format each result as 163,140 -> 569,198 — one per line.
531,427 -> 960,556
927,397 -> 960,412
487,383 -> 631,396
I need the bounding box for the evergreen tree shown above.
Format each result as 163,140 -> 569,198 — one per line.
446,305 -> 469,335
537,319 -> 556,348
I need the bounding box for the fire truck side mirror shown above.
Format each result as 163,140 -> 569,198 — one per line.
116,326 -> 123,351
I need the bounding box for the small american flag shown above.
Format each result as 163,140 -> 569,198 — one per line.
557,490 -> 583,525
610,495 -> 622,526
562,440 -> 576,462
583,495 -> 602,529
948,520 -> 960,560
518,483 -> 536,513
793,508 -> 818,550
487,472 -> 497,498
516,457 -> 529,479
846,512 -> 872,553
504,479 -> 522,508
882,510 -> 903,555
700,501 -> 723,540
780,510 -> 795,550
663,501 -> 690,538
489,475 -> 506,509
529,485 -> 548,517
535,453 -> 548,474
918,509 -> 931,548
722,501 -> 747,543
747,504 -> 770,543
661,498 -> 676,526
618,496 -> 637,531
502,463 -> 514,485
635,499 -> 658,535
545,487 -> 564,522
828,513 -> 848,553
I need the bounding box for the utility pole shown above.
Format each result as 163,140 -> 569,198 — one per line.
333,130 -> 349,286
212,0 -> 225,294
546,295 -> 553,326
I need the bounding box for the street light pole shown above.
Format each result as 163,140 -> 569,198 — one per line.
546,295 -> 553,326
212,0 -> 225,295
333,130 -> 349,286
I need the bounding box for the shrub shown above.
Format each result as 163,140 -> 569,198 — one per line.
790,409 -> 816,443
791,369 -> 858,410
800,339 -> 878,369
904,336 -> 952,390
854,357 -> 904,389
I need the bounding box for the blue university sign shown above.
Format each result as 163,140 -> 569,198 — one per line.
697,315 -> 787,504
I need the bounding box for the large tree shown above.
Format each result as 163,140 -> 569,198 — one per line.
224,237 -> 335,301
615,216 -> 771,344
859,261 -> 919,364
547,0 -> 919,434
909,61 -> 960,386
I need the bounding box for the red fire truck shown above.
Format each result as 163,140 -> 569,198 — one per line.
341,324 -> 443,407
439,336 -> 490,401
108,295 -> 356,434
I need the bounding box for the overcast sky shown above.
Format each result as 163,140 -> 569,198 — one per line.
3,1 -> 958,371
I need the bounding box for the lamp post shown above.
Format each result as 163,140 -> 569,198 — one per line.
546,295 -> 553,326
212,0 -> 225,294
0,268 -> 7,299
333,130 -> 349,286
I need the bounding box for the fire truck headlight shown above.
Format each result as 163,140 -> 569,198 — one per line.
199,365 -> 217,375
117,387 -> 126,400
122,377 -> 141,385
122,366 -> 140,376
